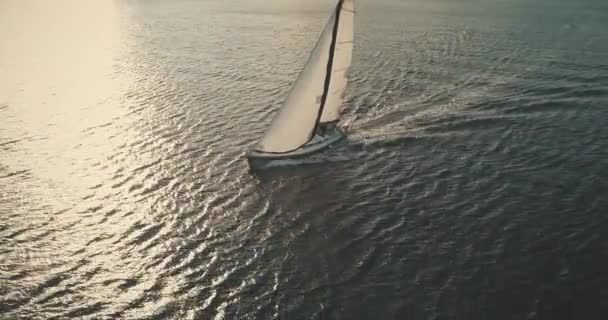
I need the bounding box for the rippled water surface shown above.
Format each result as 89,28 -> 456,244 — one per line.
2,0 -> 608,319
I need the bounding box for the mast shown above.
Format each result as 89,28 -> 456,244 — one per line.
320,0 -> 354,123
313,0 -> 344,134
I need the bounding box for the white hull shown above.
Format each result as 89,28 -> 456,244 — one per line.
247,126 -> 344,167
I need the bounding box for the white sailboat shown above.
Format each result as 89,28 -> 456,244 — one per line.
247,0 -> 355,167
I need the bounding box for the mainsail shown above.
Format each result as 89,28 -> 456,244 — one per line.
255,0 -> 355,154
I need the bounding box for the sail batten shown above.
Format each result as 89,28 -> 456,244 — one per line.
255,0 -> 354,153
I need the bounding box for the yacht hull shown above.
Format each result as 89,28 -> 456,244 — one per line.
247,126 -> 344,168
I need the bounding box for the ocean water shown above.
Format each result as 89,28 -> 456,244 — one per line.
1,0 -> 608,319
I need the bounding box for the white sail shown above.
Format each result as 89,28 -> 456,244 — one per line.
255,0 -> 354,154
321,0 -> 354,123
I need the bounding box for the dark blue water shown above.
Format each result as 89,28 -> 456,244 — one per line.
1,0 -> 608,319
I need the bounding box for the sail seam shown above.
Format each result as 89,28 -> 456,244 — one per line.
312,0 -> 343,136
